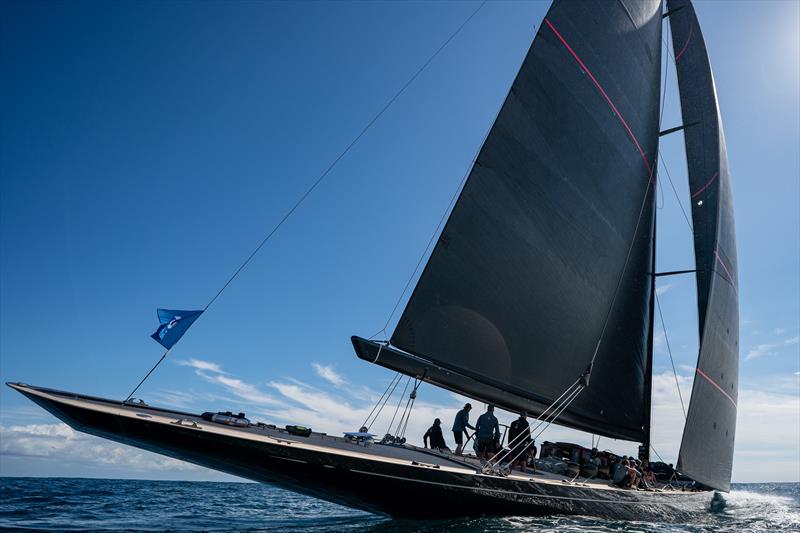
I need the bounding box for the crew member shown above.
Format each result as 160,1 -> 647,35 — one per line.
508,412 -> 532,472
452,403 -> 475,455
475,405 -> 500,462
423,418 -> 449,451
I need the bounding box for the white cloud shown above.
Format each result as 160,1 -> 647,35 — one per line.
746,343 -> 779,361
197,372 -> 285,407
0,423 -> 199,472
774,328 -> 786,335
734,388 -> 800,482
145,389 -> 203,409
312,363 -> 347,387
745,335 -> 800,361
176,358 -> 226,374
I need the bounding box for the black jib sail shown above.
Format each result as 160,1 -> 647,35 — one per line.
354,0 -> 663,442
668,0 -> 738,492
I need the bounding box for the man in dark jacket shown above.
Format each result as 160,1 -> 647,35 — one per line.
451,403 -> 474,455
475,405 -> 500,462
423,418 -> 449,451
508,412 -> 532,472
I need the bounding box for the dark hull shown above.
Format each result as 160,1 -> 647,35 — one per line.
8,383 -> 709,520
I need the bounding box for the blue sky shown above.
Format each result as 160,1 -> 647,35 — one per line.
1,1 -> 798,484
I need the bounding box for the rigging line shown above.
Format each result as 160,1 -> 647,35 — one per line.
205,0 -> 489,315
655,23 -> 670,212
366,127 -> 476,340
587,167 -> 655,370
658,154 -> 694,234
656,292 -> 687,419
124,349 -> 170,402
650,443 -> 666,464
497,386 -> 585,472
531,387 -> 585,443
492,379 -> 581,467
658,21 -> 694,236
366,372 -> 403,430
362,372 -> 400,429
499,377 -> 582,457
530,385 -> 583,440
393,381 -> 416,437
386,376 -> 411,436
486,381 -> 583,471
659,24 -> 671,127
126,2 -> 490,399
369,18 -> 532,342
399,380 -> 421,439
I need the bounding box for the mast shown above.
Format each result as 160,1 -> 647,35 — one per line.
642,205 -> 656,464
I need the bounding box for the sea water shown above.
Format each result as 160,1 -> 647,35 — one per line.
0,478 -> 797,532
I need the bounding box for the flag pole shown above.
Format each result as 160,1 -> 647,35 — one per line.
124,348 -> 171,403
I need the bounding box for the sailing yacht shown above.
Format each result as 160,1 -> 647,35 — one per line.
9,0 -> 738,520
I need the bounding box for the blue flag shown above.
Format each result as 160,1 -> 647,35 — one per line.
150,309 -> 203,350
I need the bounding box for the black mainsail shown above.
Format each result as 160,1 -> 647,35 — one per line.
668,0 -> 738,492
354,0 -> 664,442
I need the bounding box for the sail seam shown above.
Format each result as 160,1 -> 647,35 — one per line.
544,17 -> 654,178
691,171 -> 719,198
695,367 -> 736,407
713,248 -> 737,291
674,22 -> 693,61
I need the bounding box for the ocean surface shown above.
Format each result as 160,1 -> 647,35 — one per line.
0,478 -> 797,532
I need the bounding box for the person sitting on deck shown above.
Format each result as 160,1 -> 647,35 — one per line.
508,412 -> 533,472
628,460 -> 642,489
615,459 -> 640,490
423,418 -> 449,451
642,462 -> 657,488
612,457 -> 630,487
475,405 -> 500,462
451,403 -> 475,455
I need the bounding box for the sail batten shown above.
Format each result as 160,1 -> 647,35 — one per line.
356,0 -> 665,441
668,0 -> 738,492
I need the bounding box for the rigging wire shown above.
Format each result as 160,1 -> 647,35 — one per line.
658,154 -> 694,234
656,292 -> 688,419
396,379 -> 422,439
493,385 -> 585,473
203,0 -> 489,315
369,17 -> 532,342
386,376 -> 411,437
655,30 -> 670,211
125,1 -> 490,398
658,21 -> 694,235
362,371 -> 402,430
650,443 -> 667,465
482,377 -> 583,472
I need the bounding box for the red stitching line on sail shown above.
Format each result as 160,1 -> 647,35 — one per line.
714,248 -> 736,288
695,368 -> 736,407
675,23 -> 693,62
691,171 -> 719,198
544,18 -> 653,178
